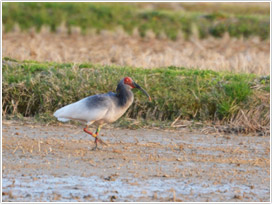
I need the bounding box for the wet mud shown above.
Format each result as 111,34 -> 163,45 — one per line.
2,121 -> 270,202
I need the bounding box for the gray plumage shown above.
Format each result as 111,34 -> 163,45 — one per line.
54,78 -> 136,126
54,77 -> 151,150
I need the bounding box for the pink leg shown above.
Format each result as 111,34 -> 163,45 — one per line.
83,127 -> 96,137
83,126 -> 107,150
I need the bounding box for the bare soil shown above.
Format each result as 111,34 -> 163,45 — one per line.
2,31 -> 270,75
2,120 -> 270,202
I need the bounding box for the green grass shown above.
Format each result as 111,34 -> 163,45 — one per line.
178,2 -> 270,15
2,58 -> 269,131
2,2 -> 270,40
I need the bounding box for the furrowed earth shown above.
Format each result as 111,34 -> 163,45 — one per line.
2,120 -> 270,202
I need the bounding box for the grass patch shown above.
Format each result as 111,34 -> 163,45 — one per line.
2,59 -> 269,133
2,2 -> 270,40
136,2 -> 270,16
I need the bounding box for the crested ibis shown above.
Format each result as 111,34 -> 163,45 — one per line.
54,77 -> 151,150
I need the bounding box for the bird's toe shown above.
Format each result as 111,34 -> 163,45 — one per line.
91,146 -> 101,151
98,139 -> 108,146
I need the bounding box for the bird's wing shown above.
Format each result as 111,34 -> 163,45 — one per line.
54,94 -> 113,123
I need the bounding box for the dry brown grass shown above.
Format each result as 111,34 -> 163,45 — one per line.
135,2 -> 270,15
230,92 -> 270,134
2,30 -> 270,75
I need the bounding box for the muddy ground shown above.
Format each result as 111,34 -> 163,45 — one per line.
2,120 -> 270,202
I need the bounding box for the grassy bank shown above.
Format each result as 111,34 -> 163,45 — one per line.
2,58 -> 270,133
2,2 -> 270,40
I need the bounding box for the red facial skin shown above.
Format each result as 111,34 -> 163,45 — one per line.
124,77 -> 135,88
124,77 -> 152,102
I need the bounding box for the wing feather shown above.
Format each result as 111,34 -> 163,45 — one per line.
54,94 -> 112,123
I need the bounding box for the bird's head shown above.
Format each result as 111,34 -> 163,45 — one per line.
123,77 -> 152,102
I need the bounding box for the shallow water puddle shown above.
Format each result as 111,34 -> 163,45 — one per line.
2,175 -> 269,202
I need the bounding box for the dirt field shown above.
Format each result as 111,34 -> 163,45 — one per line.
2,120 -> 270,202
2,31 -> 270,75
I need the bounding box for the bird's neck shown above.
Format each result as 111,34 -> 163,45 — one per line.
116,83 -> 134,107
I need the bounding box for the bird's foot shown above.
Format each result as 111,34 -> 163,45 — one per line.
91,145 -> 101,151
91,137 -> 108,151
97,138 -> 108,146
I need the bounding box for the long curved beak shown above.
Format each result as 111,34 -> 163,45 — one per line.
133,82 -> 152,102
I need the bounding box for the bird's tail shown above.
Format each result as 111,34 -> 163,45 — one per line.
56,117 -> 70,122
54,108 -> 70,122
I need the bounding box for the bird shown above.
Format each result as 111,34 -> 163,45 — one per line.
54,77 -> 151,150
